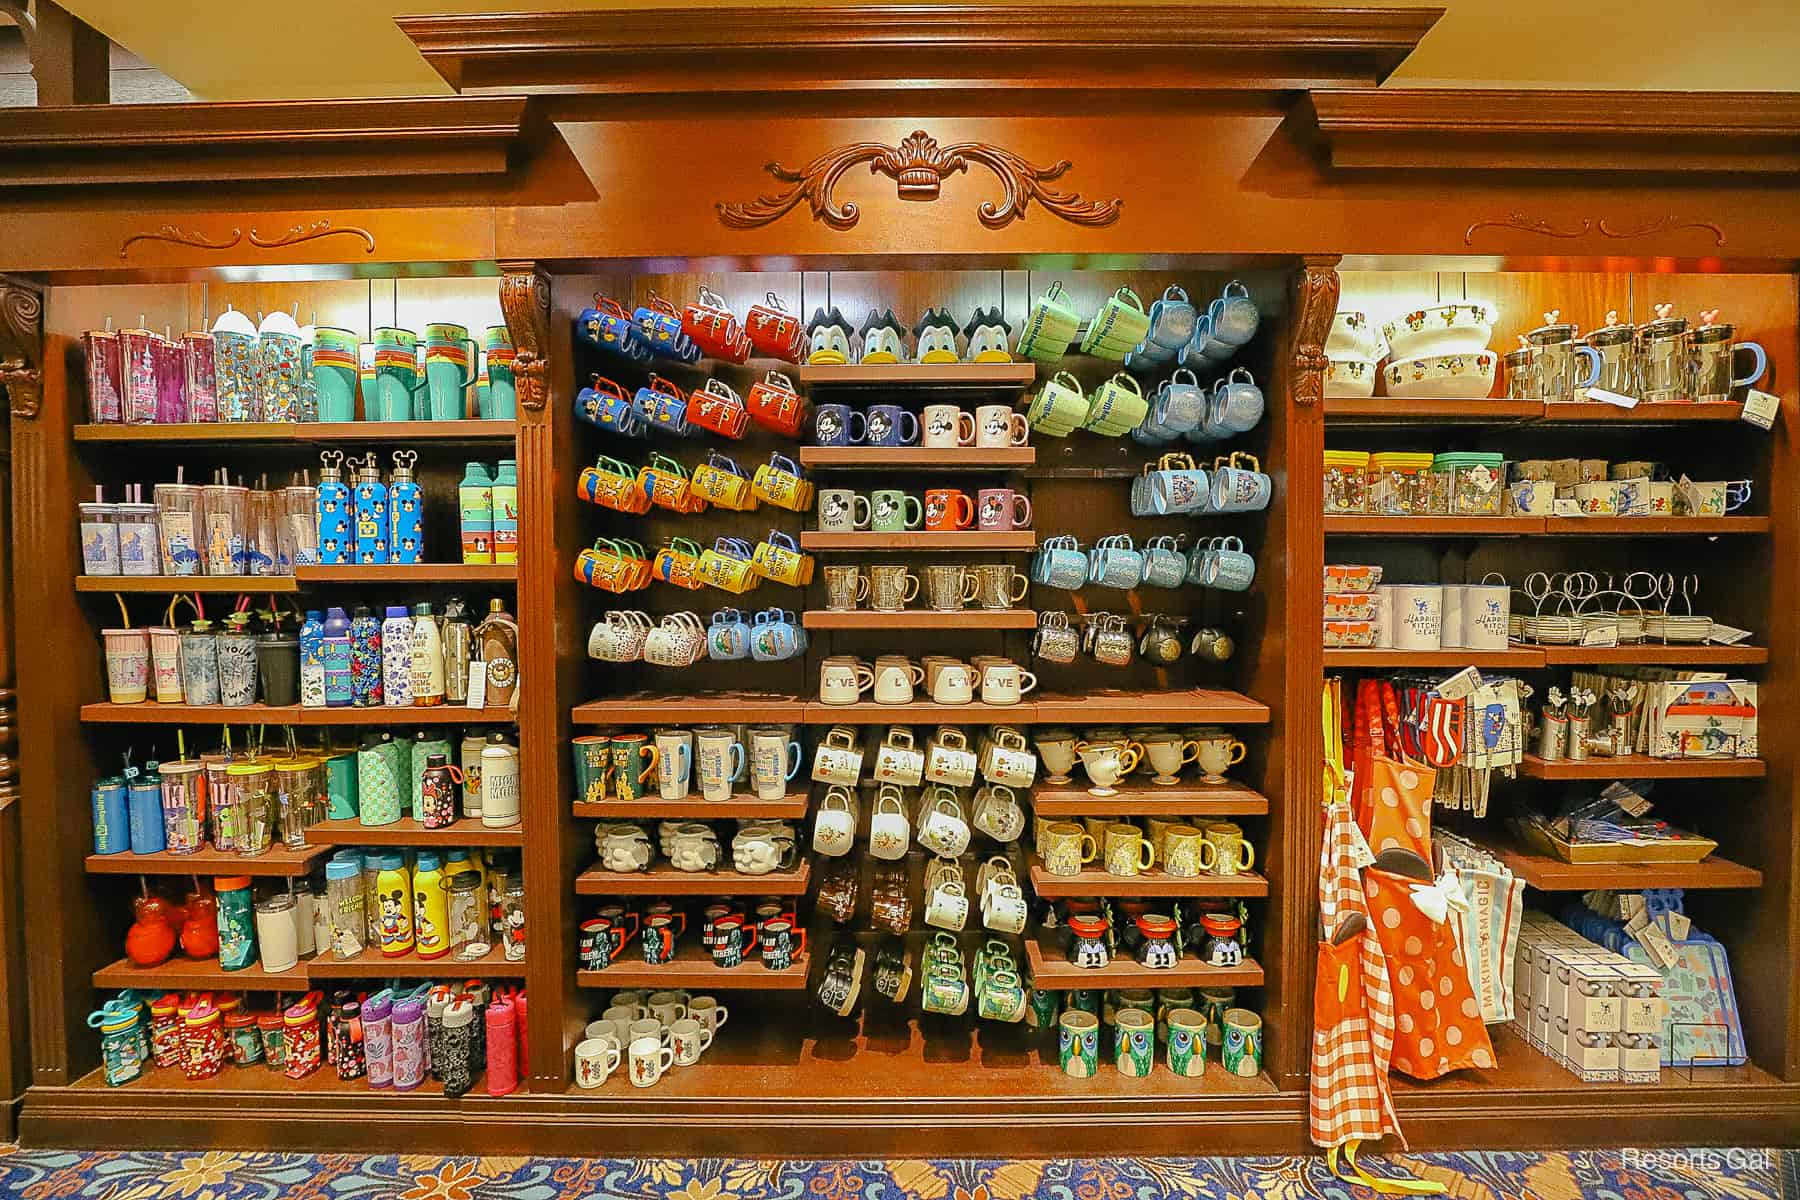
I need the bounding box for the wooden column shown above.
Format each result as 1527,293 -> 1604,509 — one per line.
0,278 -> 28,1134
19,0 -> 108,106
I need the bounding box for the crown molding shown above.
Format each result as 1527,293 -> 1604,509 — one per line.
397,6 -> 1443,95
0,95 -> 536,189
1300,89 -> 1800,173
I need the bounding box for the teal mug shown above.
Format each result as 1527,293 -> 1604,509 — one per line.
484,325 -> 517,419
310,327 -> 360,422
424,322 -> 478,420
371,327 -> 423,422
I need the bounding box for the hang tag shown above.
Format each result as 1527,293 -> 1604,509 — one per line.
1708,622 -> 1754,645
1614,789 -> 1652,818
1621,893 -> 1647,921
1664,911 -> 1692,940
1552,498 -> 1582,516
1638,923 -> 1679,968
1584,386 -> 1638,409
464,661 -> 488,709
1580,625 -> 1619,647
1740,388 -> 1780,431
122,765 -> 140,782
1436,666 -> 1484,701
1624,911 -> 1650,938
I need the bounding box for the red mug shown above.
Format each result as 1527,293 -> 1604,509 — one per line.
746,370 -> 805,437
923,489 -> 975,531
745,292 -> 805,362
688,378 -> 750,439
683,287 -> 751,363
977,488 -> 1033,531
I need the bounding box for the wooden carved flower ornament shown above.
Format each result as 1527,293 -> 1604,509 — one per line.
914,309 -> 960,364
806,308 -> 853,365
858,309 -> 908,364
963,308 -> 1014,363
719,129 -> 1123,232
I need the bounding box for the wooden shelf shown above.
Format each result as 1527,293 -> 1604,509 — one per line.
575,861 -> 812,896
86,845 -> 330,876
1022,935 -> 1265,989
1542,516 -> 1769,535
1027,856 -> 1269,898
803,699 -> 1037,724
294,564 -> 517,583
577,953 -> 811,990
797,363 -> 1036,388
1539,644 -> 1769,666
81,702 -> 512,726
92,955 -> 309,990
1484,842 -> 1764,891
573,794 -> 810,820
1029,780 -> 1268,817
73,420 -> 516,444
1035,688 -> 1271,725
306,944 -> 527,979
1519,752 -> 1765,780
1324,647 -> 1546,668
573,694 -> 807,724
302,817 -> 524,847
801,609 -> 1037,629
799,531 -> 1037,551
799,446 -> 1035,469
1324,397 -> 1542,422
1325,515 -> 1543,536
76,576 -> 298,593
1540,401 -> 1745,422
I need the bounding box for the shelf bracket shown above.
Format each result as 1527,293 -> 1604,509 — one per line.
498,261 -> 551,412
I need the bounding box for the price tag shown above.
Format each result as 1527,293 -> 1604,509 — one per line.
1664,911 -> 1692,940
1614,790 -> 1652,818
1436,666 -> 1484,701
1585,386 -> 1639,409
1741,388 -> 1780,431
121,765 -> 140,782
1552,498 -> 1583,516
1621,893 -> 1647,921
464,662 -> 488,710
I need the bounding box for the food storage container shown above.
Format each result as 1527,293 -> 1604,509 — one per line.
1322,449 -> 1370,514
1366,451 -> 1438,516
1324,621 -> 1378,648
1432,452 -> 1506,516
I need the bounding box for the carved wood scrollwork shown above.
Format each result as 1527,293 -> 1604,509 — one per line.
718,129 -> 1122,232
1291,256 -> 1340,408
0,281 -> 43,422
119,220 -> 377,259
498,263 -> 551,413
248,220 -> 378,254
1464,211 -> 1726,247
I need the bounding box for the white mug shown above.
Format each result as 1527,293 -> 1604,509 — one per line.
921,403 -> 975,448
587,610 -> 654,662
925,880 -> 970,930
873,657 -> 924,704
810,725 -> 864,786
643,612 -> 705,667
975,403 -> 1030,448
574,1037 -> 621,1088
812,785 -> 856,857
648,992 -> 688,1026
873,727 -> 926,786
695,729 -> 745,802
628,1035 -> 675,1088
982,741 -> 1038,789
979,661 -> 1038,705
925,729 -> 978,786
972,784 -> 1025,841
869,788 -> 911,861
749,728 -> 802,800
688,996 -> 730,1036
654,729 -> 693,800
982,883 -> 1029,934
669,1017 -> 714,1067
930,663 -> 974,704
918,791 -> 972,857
819,657 -> 875,704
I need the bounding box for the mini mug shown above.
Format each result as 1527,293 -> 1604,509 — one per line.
977,488 -> 1032,531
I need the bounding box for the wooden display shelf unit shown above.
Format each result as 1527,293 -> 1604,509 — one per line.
1323,397 -> 1543,422
72,420 -> 516,444
303,817 -> 524,848
577,954 -> 810,990
307,944 -> 527,979
573,694 -> 807,724
92,956 -> 308,990
1029,780 -> 1269,817
1324,647 -> 1545,668
1518,753 -> 1766,780
801,609 -> 1037,630
1035,688 -> 1271,725
1484,842 -> 1764,891
1022,935 -> 1265,989
797,363 -> 1036,388
1538,644 -> 1770,666
1325,515 -> 1542,536
1540,401 -> 1746,422
799,531 -> 1038,551
86,845 -> 330,876
574,861 -> 812,896
804,699 -> 1038,724
1542,516 -> 1770,535
1027,856 -> 1269,899
573,794 -> 810,820
798,446 -> 1035,469
294,564 -> 518,583
81,702 -> 513,726
76,576 -> 299,594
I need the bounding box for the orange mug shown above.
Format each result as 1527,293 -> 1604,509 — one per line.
923,489 -> 975,532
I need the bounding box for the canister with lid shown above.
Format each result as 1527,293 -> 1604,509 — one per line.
1322,449 -> 1369,514
79,502 -> 120,576
1366,452 -> 1436,516
1431,452 -> 1506,516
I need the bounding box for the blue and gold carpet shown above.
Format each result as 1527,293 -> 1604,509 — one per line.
0,1147 -> 1786,1199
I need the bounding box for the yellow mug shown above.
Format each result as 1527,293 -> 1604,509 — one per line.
751,534 -> 813,588
1203,822 -> 1255,876
1161,824 -> 1219,878
696,542 -> 759,595
1103,823 -> 1155,877
1040,821 -> 1098,877
690,457 -> 754,511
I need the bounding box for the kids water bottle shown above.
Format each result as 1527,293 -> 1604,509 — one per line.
388,450 -> 424,564
315,451 -> 351,565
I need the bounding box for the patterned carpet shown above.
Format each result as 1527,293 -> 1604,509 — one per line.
0,1147 -> 1787,1199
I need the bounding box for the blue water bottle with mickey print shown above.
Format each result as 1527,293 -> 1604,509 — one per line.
315,451 -> 351,565
354,453 -> 389,564
388,450 -> 424,565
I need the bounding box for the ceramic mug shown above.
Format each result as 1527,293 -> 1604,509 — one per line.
628,1035 -> 675,1088
1210,452 -> 1272,513
923,488 -> 975,532
869,490 -> 923,532
869,788 -> 911,861
810,725 -> 864,785
864,404 -> 919,448
812,786 -> 857,856
873,655 -> 924,704
921,404 -> 976,448
1103,823 -> 1156,877
1041,821 -> 1098,876
1033,728 -> 1079,784
975,403 -> 1030,447
1033,535 -> 1088,591
1059,1009 -> 1101,1077
749,728 -> 802,800
925,729 -> 978,785
1195,736 -> 1246,783
818,488 -> 872,533
979,660 -> 1038,705
819,657 -> 875,704
976,488 -> 1032,531
1162,824 -> 1219,877
972,784 -> 1025,842
812,403 -> 865,447
918,790 -> 972,857
1204,821 -> 1256,875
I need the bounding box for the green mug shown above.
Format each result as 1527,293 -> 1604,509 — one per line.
572,735 -> 612,804
1018,281 -> 1081,363
609,733 -> 659,802
869,489 -> 922,533
424,321 -> 478,421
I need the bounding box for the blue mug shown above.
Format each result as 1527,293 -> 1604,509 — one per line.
1186,537 -> 1224,586
1155,368 -> 1207,433
813,403 -> 866,447
1123,341 -> 1174,375
1181,313 -> 1234,366
1129,471 -> 1157,517
1088,535 -> 1144,590
1033,535 -> 1088,591
751,608 -> 801,661
576,376 -> 646,437
1146,285 -> 1197,351
1210,281 -> 1260,346
708,609 -> 752,660
1210,367 -> 1265,434
864,405 -> 919,447
1141,537 -> 1188,588
1131,417 -> 1178,448
1149,454 -> 1211,515
1210,452 -> 1272,513
1201,536 -> 1256,591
